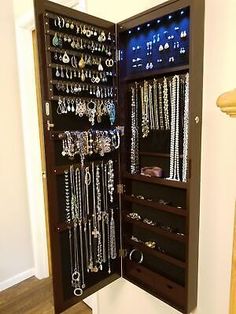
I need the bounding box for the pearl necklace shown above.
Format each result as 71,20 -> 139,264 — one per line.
182,73 -> 189,182
168,75 -> 180,181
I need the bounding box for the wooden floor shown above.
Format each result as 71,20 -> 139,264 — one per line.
0,277 -> 92,314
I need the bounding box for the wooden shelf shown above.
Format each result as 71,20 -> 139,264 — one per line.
140,152 -> 183,159
123,213 -> 186,243
125,238 -> 186,269
122,65 -> 189,82
123,195 -> 186,217
123,172 -> 188,190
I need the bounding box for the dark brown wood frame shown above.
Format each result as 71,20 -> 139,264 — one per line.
33,0 -> 204,313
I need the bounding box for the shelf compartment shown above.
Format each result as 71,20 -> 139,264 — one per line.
123,212 -> 186,243
125,238 -> 186,269
124,259 -> 185,312
123,195 -> 186,217
123,172 -> 188,189
122,65 -> 189,82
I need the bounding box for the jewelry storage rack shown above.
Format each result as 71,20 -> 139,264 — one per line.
34,0 -> 204,313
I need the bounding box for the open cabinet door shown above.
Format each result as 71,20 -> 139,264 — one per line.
34,1 -> 121,313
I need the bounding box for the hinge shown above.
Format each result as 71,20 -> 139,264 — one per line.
117,184 -> 124,194
116,125 -> 125,136
116,49 -> 121,62
119,249 -> 127,257
45,102 -> 50,116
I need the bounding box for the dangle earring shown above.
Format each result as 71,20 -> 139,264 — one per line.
79,55 -> 86,69
98,58 -> 103,71
87,101 -> 96,126
62,51 -> 70,64
52,32 -> 59,47
56,66 -> 60,77
106,101 -> 116,125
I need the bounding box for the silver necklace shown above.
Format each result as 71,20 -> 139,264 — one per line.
107,160 -> 114,203
130,84 -> 139,174
110,208 -> 117,260
163,77 -> 170,130
141,82 -> 150,137
158,82 -> 164,130
153,79 -> 159,130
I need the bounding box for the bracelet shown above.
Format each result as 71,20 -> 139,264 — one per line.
129,249 -> 144,264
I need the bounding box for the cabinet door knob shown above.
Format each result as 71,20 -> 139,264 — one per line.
195,116 -> 200,124
47,120 -> 54,131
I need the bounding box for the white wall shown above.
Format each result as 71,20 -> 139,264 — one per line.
0,0 -> 34,290
85,0 -> 236,314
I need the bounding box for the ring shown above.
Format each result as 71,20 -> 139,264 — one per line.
74,287 -> 83,296
129,249 -> 144,264
72,271 -> 80,281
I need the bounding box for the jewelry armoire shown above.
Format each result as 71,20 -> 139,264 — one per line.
34,0 -> 204,313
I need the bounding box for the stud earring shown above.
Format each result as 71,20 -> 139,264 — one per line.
164,42 -> 169,49
159,45 -> 164,52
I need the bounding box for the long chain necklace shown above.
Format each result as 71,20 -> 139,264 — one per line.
174,75 -> 180,181
141,81 -> 150,138
169,75 -> 180,181
182,73 -> 189,182
169,77 -> 176,179
153,79 -> 159,130
70,165 -> 83,296
95,164 -> 103,270
130,86 -> 136,174
101,161 -> 107,264
110,208 -> 117,260
163,77 -> 170,130
107,160 -> 114,203
149,83 -> 155,130
75,168 -> 85,289
158,82 -> 164,130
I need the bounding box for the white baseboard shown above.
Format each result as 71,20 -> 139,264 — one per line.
0,268 -> 35,291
